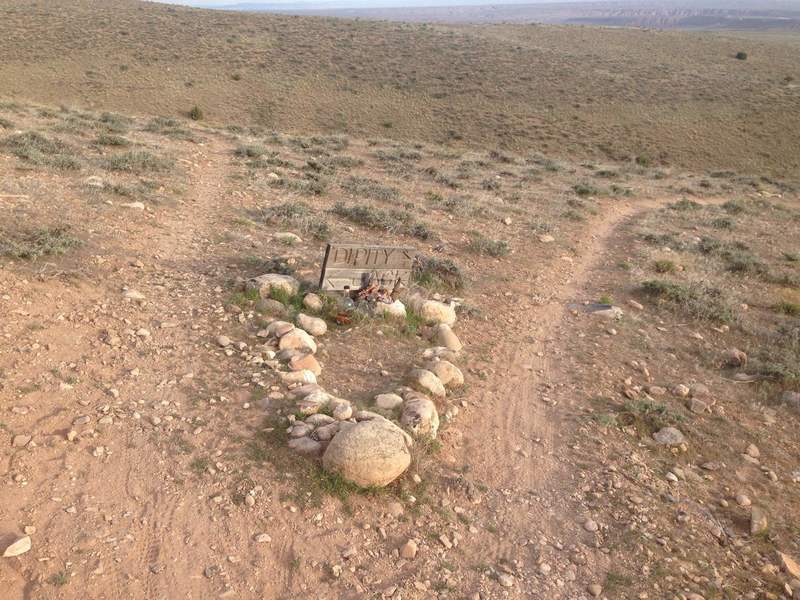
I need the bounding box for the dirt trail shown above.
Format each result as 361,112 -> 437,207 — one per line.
454,196 -> 729,581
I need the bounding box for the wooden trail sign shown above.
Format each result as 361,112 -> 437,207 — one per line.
319,242 -> 415,291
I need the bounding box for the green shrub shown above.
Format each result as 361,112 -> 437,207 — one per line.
1,131 -> 81,169
669,198 -> 701,211
776,302 -> 800,317
413,255 -> 465,291
259,202 -> 330,240
189,105 -> 204,121
735,51 -> 748,60
722,199 -> 746,214
102,150 -> 172,172
573,182 -> 602,197
0,226 -> 81,259
234,144 -> 267,158
640,279 -> 735,323
95,134 -> 130,147
653,259 -> 676,274
340,176 -> 400,202
331,202 -> 431,240
467,232 -> 510,257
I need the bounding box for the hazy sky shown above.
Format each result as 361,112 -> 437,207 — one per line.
163,0 -> 588,5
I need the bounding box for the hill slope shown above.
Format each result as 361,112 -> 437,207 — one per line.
0,0 -> 798,175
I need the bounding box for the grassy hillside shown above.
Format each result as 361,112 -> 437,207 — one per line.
0,0 -> 798,176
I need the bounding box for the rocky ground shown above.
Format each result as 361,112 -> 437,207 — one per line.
1,102 -> 799,599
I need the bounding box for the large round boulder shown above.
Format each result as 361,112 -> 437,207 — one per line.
322,419 -> 412,488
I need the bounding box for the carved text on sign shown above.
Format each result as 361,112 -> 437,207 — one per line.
319,243 -> 415,291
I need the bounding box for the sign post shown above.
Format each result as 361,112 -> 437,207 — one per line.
319,242 -> 415,292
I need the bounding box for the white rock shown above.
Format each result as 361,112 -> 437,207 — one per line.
279,329 -> 317,354
296,313 -> 327,337
401,395 -> 440,438
303,293 -> 324,312
274,232 -> 302,244
428,360 -> 464,387
246,273 -> 300,298
373,300 -> 407,319
434,324 -> 463,352
122,289 -> 146,303
280,370 -> 317,385
2,536 -> 31,557
407,369 -> 446,398
121,201 -> 145,210
375,393 -> 404,410
409,294 -> 456,326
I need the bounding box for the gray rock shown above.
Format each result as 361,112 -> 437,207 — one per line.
122,289 -> 146,303
497,573 -> 515,587
304,413 -> 335,427
288,436 -> 323,456
289,423 -> 314,438
688,398 -> 709,414
653,427 -> 686,445
313,421 -> 341,442
255,298 -> 289,317
288,384 -> 324,399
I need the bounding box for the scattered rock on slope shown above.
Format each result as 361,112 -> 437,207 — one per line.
653,427 -> 686,446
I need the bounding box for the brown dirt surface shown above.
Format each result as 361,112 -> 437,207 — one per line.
0,92 -> 799,599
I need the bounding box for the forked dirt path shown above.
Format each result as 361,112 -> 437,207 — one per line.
1,121 -> 732,599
